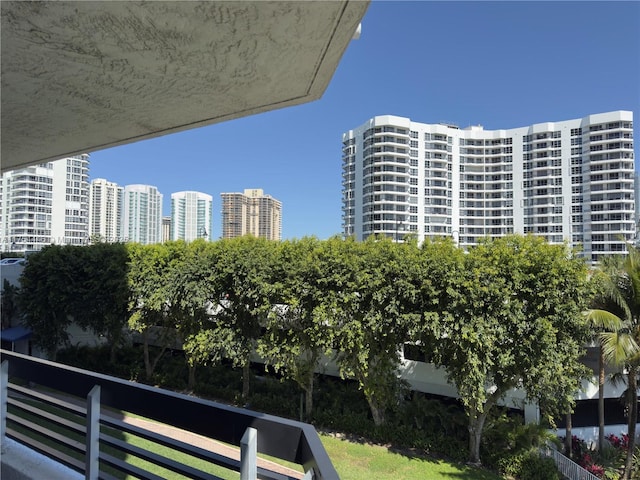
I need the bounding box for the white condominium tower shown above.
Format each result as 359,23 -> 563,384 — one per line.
89,178 -> 123,242
0,155 -> 90,252
122,184 -> 163,245
220,188 -> 282,240
170,191 -> 213,241
342,111 -> 635,263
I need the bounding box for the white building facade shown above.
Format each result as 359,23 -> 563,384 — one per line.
89,178 -> 123,243
170,191 -> 213,242
343,111 -> 635,263
122,184 -> 163,245
0,155 -> 90,252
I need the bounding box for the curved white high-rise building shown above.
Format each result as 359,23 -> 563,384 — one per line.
342,111 -> 634,263
170,191 -> 213,242
122,184 -> 163,245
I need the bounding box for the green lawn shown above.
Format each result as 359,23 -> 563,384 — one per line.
320,434 -> 502,480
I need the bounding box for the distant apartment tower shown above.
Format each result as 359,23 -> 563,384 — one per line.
170,191 -> 213,241
342,111 -> 635,263
221,188 -> 282,240
89,178 -> 123,242
162,216 -> 171,243
0,155 -> 90,252
122,184 -> 163,244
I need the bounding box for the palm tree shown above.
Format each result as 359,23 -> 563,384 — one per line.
586,267 -> 628,452
590,249 -> 640,480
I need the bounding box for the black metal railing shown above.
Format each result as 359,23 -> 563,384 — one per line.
0,349 -> 339,480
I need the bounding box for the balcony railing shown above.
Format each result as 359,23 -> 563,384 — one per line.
0,349 -> 339,480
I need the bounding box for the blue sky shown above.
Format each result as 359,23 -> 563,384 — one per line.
88,1 -> 640,240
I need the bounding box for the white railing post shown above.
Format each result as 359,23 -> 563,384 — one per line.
86,385 -> 101,480
240,427 -> 257,480
0,360 -> 8,453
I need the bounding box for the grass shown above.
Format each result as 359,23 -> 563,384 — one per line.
320,433 -> 503,480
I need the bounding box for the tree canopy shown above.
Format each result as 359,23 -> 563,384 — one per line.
15,234 -> 595,465
418,235 -> 591,464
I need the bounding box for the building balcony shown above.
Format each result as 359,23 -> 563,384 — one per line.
0,349 -> 338,480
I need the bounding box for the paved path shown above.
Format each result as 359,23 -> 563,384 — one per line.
105,410 -> 305,479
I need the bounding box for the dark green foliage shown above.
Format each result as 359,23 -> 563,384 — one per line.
18,245 -> 78,358
18,243 -> 129,361
518,451 -> 560,480
57,344 -> 144,380
480,409 -> 559,475
248,376 -> 300,419
1,279 -> 20,329
495,450 -> 560,480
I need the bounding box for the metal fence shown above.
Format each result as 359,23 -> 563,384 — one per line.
541,445 -> 600,480
0,349 -> 339,480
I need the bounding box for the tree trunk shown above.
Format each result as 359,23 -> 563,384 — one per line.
598,346 -> 605,452
468,407 -> 489,466
143,330 -> 152,380
366,394 -> 386,426
623,366 -> 637,480
188,364 -> 196,391
150,346 -> 166,381
565,412 -> 573,458
304,374 -> 314,420
467,392 -> 500,466
242,362 -> 251,401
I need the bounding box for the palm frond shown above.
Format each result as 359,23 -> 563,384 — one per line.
601,331 -> 640,367
585,309 -> 626,332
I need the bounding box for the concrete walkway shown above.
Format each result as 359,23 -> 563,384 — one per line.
105,409 -> 305,479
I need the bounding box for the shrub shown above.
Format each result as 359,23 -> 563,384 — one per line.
496,450 -> 527,477
519,451 -> 560,480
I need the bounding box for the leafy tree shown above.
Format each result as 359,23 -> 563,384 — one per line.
1,279 -> 20,329
590,247 -> 640,480
127,241 -> 188,380
68,243 -> 130,362
18,245 -> 78,359
328,236 -> 422,426
420,235 -> 591,465
258,237 -> 336,419
212,236 -> 277,400
174,240 -> 223,390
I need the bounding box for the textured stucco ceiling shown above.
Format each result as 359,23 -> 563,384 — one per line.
1,1 -> 369,172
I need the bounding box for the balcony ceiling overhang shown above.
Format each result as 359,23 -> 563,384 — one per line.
1,1 -> 368,172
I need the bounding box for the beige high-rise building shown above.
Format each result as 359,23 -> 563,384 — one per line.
220,188 -> 282,240
89,178 -> 123,243
162,216 -> 171,243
